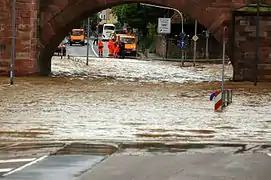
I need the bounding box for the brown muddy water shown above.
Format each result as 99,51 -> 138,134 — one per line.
0,57 -> 270,144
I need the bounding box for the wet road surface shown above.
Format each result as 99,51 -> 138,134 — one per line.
2,155 -> 105,180
0,54 -> 271,144
66,44 -> 96,58
0,142 -> 270,179
66,39 -> 108,58
78,153 -> 271,180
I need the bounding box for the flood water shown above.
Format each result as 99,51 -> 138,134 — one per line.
0,57 -> 271,144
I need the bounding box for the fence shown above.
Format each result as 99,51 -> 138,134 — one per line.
155,35 -> 224,59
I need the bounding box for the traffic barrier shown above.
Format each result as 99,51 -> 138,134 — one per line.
210,89 -> 233,112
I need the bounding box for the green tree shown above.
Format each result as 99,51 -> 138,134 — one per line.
89,13 -> 101,25
111,4 -> 167,33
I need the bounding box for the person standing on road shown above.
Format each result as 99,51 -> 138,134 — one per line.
119,41 -> 125,59
114,42 -> 119,58
98,40 -> 104,57
108,39 -> 114,57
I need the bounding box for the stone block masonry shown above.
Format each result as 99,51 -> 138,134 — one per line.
0,0 -> 38,76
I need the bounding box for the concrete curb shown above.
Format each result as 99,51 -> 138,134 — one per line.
67,55 -> 87,64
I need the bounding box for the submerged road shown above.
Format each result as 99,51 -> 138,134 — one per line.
1,45 -> 271,179
66,39 -> 109,58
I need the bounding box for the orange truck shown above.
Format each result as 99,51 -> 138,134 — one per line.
69,29 -> 85,46
116,34 -> 137,56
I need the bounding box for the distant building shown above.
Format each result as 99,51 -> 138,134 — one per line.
98,9 -> 118,24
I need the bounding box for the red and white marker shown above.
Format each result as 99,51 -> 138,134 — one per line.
214,90 -> 223,112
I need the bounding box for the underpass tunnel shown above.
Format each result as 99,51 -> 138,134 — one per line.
38,1 -> 235,77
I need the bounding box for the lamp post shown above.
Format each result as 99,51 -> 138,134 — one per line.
140,3 -> 185,61
140,3 -> 184,34
254,0 -> 260,86
10,0 -> 16,85
205,30 -> 209,59
193,20 -> 198,67
86,17 -> 90,65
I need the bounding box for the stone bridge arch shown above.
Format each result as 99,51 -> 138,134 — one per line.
39,0 -> 250,75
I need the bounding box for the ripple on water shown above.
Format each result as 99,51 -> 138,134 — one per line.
0,57 -> 270,143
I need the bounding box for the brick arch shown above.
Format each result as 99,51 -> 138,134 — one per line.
39,0 -> 250,75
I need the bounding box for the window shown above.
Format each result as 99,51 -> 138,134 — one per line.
104,26 -> 115,31
71,31 -> 83,36
120,37 -> 135,44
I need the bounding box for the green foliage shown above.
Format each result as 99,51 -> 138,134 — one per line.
111,4 -> 165,30
139,23 -> 157,53
88,13 -> 101,24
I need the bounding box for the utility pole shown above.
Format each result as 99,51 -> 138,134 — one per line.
140,3 -> 185,61
254,0 -> 260,86
193,20 -> 198,67
86,17 -> 90,65
205,30 -> 209,59
10,0 -> 16,85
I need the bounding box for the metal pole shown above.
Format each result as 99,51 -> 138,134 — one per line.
193,20 -> 198,67
10,0 -> 16,85
254,0 -> 260,86
140,3 -> 183,34
221,27 -> 227,107
60,41 -> 63,59
140,3 -> 185,62
86,17 -> 90,65
205,30 -> 209,59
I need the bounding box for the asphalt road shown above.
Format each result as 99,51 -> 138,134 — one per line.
0,156 -> 47,177
66,40 -> 109,58
78,153 -> 271,180
2,155 -> 105,180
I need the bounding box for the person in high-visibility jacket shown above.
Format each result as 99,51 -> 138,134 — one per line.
114,42 -> 120,58
98,40 -> 104,57
108,39 -> 114,57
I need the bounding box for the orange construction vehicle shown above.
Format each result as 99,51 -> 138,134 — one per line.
69,29 -> 85,46
115,34 -> 137,56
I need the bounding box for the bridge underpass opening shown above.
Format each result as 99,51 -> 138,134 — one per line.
2,0 -> 262,80
38,0 -> 249,77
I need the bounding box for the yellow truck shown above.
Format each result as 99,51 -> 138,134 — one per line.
69,29 -> 85,46
116,34 -> 137,56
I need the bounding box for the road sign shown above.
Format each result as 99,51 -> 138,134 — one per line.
192,35 -> 198,41
178,40 -> 186,49
158,18 -> 171,34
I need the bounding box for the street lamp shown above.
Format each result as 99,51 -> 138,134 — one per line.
203,30 -> 209,59
140,3 -> 185,61
193,20 -> 198,67
140,3 -> 184,34
10,0 -> 16,85
254,0 -> 260,86
86,17 -> 90,65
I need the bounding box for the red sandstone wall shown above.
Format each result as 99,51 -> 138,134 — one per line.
0,0 -> 38,76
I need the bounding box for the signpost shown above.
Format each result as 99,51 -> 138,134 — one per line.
205,30 -> 209,59
193,20 -> 198,67
86,17 -> 90,65
221,26 -> 228,108
222,26 -> 228,97
158,18 -> 171,34
254,0 -> 260,86
209,26 -> 232,112
158,18 -> 171,60
10,0 -> 16,85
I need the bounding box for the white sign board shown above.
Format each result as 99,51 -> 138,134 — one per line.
158,18 -> 171,34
